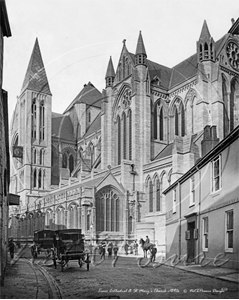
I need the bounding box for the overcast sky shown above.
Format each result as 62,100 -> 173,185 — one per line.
3,0 -> 239,121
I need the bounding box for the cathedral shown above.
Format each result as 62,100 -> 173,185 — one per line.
9,18 -> 239,257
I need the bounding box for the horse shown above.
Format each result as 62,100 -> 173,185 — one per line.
139,238 -> 154,258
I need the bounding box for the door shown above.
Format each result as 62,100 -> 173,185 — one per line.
187,221 -> 195,263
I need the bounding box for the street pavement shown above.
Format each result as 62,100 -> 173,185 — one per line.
0,245 -> 238,299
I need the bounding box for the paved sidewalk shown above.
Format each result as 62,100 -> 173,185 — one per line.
0,258 -> 49,299
175,264 -> 239,284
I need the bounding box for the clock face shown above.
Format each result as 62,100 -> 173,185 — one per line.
226,41 -> 239,71
14,148 -> 20,156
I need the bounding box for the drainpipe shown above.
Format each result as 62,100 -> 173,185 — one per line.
197,167 -> 201,264
178,182 -> 181,258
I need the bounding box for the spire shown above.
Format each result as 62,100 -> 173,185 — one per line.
21,38 -> 51,95
105,56 -> 115,79
135,31 -> 147,56
197,20 -> 215,62
105,56 -> 115,87
199,20 -> 211,41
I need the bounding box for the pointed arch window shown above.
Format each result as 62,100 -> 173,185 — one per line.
154,105 -> 158,139
128,109 -> 132,160
69,154 -> 74,174
154,102 -> 165,141
117,116 -> 121,165
175,107 -> 179,136
199,44 -> 203,61
96,187 -> 121,232
156,177 -> 160,211
210,43 -> 214,60
148,178 -> 153,213
159,108 -> 164,140
38,169 -> 42,188
31,99 -> 37,139
181,105 -> 185,137
122,112 -> 127,159
40,149 -> 44,165
106,197 -> 110,231
62,153 -> 67,168
33,148 -> 37,164
39,101 -> 45,141
33,169 -> 37,188
204,42 -> 209,59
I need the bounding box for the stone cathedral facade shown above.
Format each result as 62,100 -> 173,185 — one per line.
9,18 -> 239,256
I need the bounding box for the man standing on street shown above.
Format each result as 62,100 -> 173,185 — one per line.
8,239 -> 15,259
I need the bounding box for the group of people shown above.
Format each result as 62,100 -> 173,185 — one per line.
98,236 -> 157,261
98,241 -> 119,259
123,240 -> 139,255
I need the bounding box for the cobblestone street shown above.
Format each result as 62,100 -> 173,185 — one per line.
42,254 -> 238,299
1,246 -> 239,299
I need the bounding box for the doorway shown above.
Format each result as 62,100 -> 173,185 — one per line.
187,221 -> 195,263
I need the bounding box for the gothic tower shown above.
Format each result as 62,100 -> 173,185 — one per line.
132,31 -> 151,187
10,38 -> 52,210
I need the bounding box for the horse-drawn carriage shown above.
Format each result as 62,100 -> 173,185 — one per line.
33,229 -> 90,271
33,229 -> 55,258
54,229 -> 90,271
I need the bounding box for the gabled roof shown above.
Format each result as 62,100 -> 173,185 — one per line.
21,38 -> 51,95
64,82 -> 102,113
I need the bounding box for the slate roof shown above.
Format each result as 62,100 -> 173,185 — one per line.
126,25 -> 231,91
84,112 -> 101,138
64,82 -> 102,113
154,143 -> 173,160
52,112 -> 75,142
21,38 -> 51,95
169,54 -> 198,89
147,59 -> 172,90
